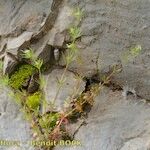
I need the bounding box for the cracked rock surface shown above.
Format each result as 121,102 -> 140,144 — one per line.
55,88 -> 150,150
65,0 -> 150,100
0,0 -> 150,150
0,0 -> 149,100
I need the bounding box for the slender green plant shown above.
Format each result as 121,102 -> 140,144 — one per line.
0,7 -> 121,150
52,8 -> 83,105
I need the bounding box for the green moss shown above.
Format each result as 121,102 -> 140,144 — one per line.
26,92 -> 41,110
9,64 -> 37,89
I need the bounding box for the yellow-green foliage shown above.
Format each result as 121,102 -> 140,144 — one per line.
39,113 -> 60,130
130,45 -> 142,57
26,92 -> 41,110
9,64 -> 36,89
122,45 -> 142,64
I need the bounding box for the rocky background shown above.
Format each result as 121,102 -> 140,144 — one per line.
0,0 -> 150,150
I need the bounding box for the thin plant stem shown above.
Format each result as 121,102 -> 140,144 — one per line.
52,63 -> 69,104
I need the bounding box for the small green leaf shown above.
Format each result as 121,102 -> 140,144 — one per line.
130,45 -> 142,57
73,8 -> 83,21
122,45 -> 142,64
56,77 -> 66,85
33,59 -> 43,70
69,27 -> 81,40
22,49 -> 36,61
67,42 -> 78,52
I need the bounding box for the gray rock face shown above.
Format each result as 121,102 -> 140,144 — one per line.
55,88 -> 150,150
0,87 -> 34,150
65,0 -> 150,100
0,0 -> 63,53
0,0 -> 53,37
0,0 -> 150,150
1,0 -> 149,100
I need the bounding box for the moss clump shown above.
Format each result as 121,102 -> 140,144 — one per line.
9,64 -> 36,89
26,92 -> 41,110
